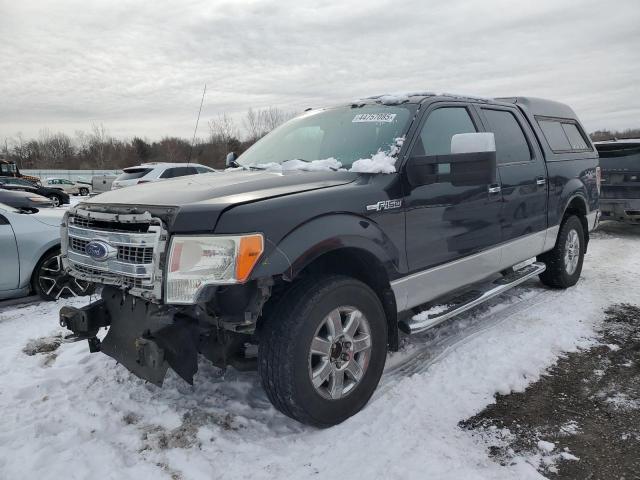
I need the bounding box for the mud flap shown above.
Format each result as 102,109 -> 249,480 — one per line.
99,289 -> 199,386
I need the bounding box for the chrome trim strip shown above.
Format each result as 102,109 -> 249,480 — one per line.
68,225 -> 158,246
391,227 -> 556,312
67,250 -> 154,278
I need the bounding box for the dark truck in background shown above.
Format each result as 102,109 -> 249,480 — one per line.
58,94 -> 600,427
595,139 -> 640,223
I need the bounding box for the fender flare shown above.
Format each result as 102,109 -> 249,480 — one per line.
251,213 -> 402,282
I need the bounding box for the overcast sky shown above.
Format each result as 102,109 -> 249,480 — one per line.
1,0 -> 638,141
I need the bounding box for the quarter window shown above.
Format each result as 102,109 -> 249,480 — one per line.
537,118 -> 591,153
412,107 -> 477,156
482,109 -> 531,164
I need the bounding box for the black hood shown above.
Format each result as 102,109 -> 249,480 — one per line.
85,169 -> 358,232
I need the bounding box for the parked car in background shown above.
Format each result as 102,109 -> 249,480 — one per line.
0,203 -> 93,300
0,177 -> 70,207
44,178 -> 91,196
59,94 -> 599,427
110,163 -> 216,190
595,139 -> 640,223
0,189 -> 54,211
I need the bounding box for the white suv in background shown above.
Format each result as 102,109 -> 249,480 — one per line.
111,163 -> 216,190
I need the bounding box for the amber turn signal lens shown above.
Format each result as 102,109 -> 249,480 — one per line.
235,234 -> 264,282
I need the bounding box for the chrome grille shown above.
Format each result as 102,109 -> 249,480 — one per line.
63,207 -> 166,301
69,237 -> 154,264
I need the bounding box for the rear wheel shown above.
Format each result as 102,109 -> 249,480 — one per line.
258,275 -> 387,427
32,250 -> 95,301
79,187 -> 89,196
538,215 -> 585,288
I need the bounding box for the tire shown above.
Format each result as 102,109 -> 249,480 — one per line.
258,275 -> 388,427
79,187 -> 89,196
48,194 -> 62,207
538,215 -> 585,289
32,249 -> 95,301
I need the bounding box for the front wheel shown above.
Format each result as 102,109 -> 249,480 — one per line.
32,250 -> 95,301
258,275 -> 388,427
48,194 -> 62,207
538,215 -> 585,288
79,187 -> 89,196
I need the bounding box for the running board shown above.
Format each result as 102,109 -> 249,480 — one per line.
399,262 -> 546,335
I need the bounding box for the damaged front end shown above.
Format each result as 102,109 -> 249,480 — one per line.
60,286 -> 263,386
59,203 -> 272,386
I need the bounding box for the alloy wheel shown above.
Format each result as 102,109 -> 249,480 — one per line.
308,306 -> 372,400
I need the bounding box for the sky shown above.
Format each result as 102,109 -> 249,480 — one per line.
1,0 -> 639,142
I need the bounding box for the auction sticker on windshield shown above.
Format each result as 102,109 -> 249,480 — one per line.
352,113 -> 397,123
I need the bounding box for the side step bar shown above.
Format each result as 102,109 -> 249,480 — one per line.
399,262 -> 546,335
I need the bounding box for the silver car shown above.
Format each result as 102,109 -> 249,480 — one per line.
0,203 -> 93,301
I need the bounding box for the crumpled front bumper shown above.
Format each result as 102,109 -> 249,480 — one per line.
60,287 -> 201,386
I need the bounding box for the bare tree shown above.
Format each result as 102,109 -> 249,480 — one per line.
209,113 -> 240,145
243,107 -> 296,142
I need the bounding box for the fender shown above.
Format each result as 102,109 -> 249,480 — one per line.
251,213 -> 403,282
551,177 -> 589,227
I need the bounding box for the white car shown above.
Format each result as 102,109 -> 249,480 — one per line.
44,178 -> 91,196
111,163 -> 217,190
0,203 -> 93,300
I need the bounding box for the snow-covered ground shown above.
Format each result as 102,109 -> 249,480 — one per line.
0,224 -> 638,480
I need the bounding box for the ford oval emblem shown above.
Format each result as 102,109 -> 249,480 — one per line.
85,240 -> 116,262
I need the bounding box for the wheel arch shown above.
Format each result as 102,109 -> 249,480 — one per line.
252,214 -> 403,351
29,242 -> 61,289
562,194 -> 589,249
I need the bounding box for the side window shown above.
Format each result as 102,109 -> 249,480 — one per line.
173,167 -> 197,177
482,109 -> 531,164
195,166 -> 211,173
160,168 -> 175,179
561,123 -> 589,151
537,118 -> 591,153
412,107 -> 477,157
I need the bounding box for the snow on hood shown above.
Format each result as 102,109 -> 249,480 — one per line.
239,137 -> 405,175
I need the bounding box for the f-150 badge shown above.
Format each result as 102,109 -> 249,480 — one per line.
366,199 -> 403,212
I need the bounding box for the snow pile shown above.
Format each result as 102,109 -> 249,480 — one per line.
234,137 -> 406,175
349,137 -> 404,174
255,158 -> 343,172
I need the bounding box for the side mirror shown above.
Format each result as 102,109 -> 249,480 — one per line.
406,133 -> 497,188
450,132 -> 495,155
226,152 -> 238,168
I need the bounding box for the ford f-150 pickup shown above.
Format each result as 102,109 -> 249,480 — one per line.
58,93 -> 600,427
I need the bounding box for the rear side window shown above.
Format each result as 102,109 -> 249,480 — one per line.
195,166 -> 212,173
160,166 -> 198,179
412,107 -> 477,156
537,118 -> 591,153
118,168 -> 153,180
482,109 -> 531,164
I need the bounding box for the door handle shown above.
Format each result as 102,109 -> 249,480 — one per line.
536,177 -> 546,186
488,184 -> 502,194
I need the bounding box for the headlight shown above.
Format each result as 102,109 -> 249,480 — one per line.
165,233 -> 264,304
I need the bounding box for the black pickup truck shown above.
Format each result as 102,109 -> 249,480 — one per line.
595,139 -> 640,223
59,93 -> 600,427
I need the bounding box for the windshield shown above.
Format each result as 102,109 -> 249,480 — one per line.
237,105 -> 415,169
